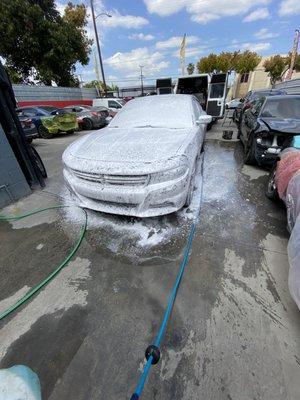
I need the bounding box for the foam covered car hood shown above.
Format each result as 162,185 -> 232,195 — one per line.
63,126 -> 196,174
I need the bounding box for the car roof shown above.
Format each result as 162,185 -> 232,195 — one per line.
264,94 -> 300,100
129,94 -> 193,106
251,89 -> 285,93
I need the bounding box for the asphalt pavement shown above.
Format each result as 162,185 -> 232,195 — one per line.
0,122 -> 299,399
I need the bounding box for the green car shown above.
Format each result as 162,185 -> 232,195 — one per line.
17,106 -> 78,139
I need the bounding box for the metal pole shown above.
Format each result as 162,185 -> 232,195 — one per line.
286,29 -> 300,81
140,65 -> 144,96
90,0 -> 107,96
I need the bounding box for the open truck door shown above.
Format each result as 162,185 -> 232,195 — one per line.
207,73 -> 228,118
156,78 -> 172,94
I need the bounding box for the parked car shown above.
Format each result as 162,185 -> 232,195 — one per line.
225,98 -> 241,109
234,89 -> 286,129
92,98 -> 125,112
63,94 -> 212,217
63,105 -> 107,130
18,115 -> 38,143
240,95 -> 300,166
16,106 -> 77,139
81,105 -> 116,120
266,136 -> 300,202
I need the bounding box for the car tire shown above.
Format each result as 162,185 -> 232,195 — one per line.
83,118 -> 93,130
244,135 -> 257,165
265,165 -> 280,202
38,125 -> 52,139
207,122 -> 212,131
68,130 -> 75,134
185,165 -> 196,207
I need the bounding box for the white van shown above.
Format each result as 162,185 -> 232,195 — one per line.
92,98 -> 125,111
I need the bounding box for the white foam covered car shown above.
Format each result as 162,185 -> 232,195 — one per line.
63,94 -> 211,217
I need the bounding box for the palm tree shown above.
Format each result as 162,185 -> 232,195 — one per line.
187,63 -> 195,75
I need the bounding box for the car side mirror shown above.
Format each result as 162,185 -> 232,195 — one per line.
196,115 -> 212,125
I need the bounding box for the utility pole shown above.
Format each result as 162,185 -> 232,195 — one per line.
90,0 -> 111,96
286,29 -> 300,81
139,65 -> 144,96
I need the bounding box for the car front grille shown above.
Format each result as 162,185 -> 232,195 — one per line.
72,170 -> 149,186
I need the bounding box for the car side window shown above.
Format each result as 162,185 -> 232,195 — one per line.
252,97 -> 265,116
108,100 -> 121,109
22,108 -> 37,117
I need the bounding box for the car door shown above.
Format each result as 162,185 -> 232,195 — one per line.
242,98 -> 265,145
207,73 -> 228,118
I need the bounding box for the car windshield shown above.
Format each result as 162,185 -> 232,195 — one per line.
109,96 -> 193,129
261,98 -> 300,119
39,106 -> 57,112
252,91 -> 283,100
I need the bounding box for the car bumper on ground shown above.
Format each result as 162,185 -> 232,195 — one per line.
63,168 -> 190,217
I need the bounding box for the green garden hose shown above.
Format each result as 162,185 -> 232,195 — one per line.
0,205 -> 87,321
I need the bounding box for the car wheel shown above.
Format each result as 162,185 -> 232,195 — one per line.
265,165 -> 280,202
207,122 -> 212,131
38,124 -> 52,139
185,165 -> 196,207
244,135 -> 257,165
83,118 -> 93,130
67,130 -> 75,134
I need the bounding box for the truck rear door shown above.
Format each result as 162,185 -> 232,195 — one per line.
206,73 -> 228,118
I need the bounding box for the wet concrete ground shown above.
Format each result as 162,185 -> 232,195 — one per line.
0,122 -> 300,399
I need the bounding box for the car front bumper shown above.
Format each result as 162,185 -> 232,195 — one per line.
63,168 -> 190,217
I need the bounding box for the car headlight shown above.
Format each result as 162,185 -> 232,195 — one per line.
150,165 -> 188,184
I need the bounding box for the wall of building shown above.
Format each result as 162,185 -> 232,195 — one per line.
0,125 -> 31,208
232,55 -> 300,99
13,85 -> 99,107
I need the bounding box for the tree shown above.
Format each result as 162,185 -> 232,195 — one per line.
187,63 -> 195,75
235,50 -> 261,74
197,53 -> 219,73
0,0 -> 92,86
196,50 -> 260,74
216,51 -> 240,72
84,80 -> 119,92
263,55 -> 287,85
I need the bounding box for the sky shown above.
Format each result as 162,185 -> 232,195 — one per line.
56,0 -> 300,87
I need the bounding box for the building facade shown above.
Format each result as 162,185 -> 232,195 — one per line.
232,56 -> 300,99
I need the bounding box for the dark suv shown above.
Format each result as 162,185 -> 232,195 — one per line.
240,95 -> 300,166
234,89 -> 286,132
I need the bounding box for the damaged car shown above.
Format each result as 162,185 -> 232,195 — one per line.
63,94 -> 212,217
240,95 -> 300,166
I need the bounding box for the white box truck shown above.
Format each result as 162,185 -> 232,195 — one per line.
175,73 -> 228,120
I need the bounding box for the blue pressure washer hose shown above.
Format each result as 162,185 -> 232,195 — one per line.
130,154 -> 204,399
